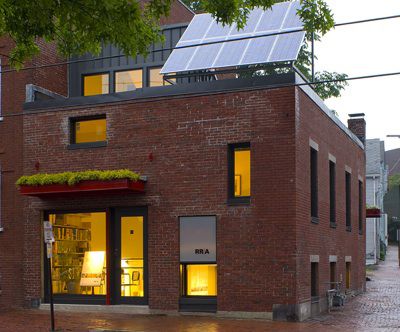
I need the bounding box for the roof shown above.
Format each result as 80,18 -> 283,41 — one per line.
385,148 -> 400,175
366,139 -> 385,175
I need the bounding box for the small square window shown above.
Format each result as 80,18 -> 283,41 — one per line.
149,67 -> 175,87
83,74 -> 109,96
228,143 -> 250,203
115,69 -> 143,92
70,116 -> 107,147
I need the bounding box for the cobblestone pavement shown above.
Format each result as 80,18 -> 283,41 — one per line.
1,246 -> 399,332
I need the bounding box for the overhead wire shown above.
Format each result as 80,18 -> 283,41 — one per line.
0,13 -> 400,74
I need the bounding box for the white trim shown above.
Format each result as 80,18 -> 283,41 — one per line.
345,165 -> 352,174
345,256 -> 352,262
328,153 -> 336,163
358,175 -> 363,182
310,255 -> 319,263
309,138 -> 319,151
329,255 -> 337,262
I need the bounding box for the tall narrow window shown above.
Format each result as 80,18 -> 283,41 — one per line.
310,148 -> 318,221
358,180 -> 363,234
329,262 -> 336,288
311,262 -> 319,298
70,116 -> 107,146
115,69 -> 143,92
329,161 -> 336,227
346,171 -> 352,231
346,262 -> 351,289
228,143 -> 251,202
83,73 -> 109,96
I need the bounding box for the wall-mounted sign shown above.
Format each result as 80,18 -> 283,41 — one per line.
180,216 -> 216,262
43,221 -> 55,244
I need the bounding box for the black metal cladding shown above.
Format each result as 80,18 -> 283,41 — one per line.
68,23 -> 188,97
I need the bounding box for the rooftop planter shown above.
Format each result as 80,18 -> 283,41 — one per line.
16,170 -> 145,197
366,207 -> 381,218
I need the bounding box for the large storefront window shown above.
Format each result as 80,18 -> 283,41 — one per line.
50,212 -> 106,296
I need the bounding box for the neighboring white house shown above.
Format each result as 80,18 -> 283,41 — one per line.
366,139 -> 388,265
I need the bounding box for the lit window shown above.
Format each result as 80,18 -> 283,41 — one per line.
229,143 -> 251,200
72,117 -> 106,144
49,212 -> 107,295
149,67 -> 175,87
115,70 -> 143,92
83,74 -> 109,96
186,264 -> 217,296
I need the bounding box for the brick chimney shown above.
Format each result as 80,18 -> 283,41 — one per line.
348,113 -> 366,144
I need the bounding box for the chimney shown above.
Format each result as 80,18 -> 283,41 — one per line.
348,113 -> 366,144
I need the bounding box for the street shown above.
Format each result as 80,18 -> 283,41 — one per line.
0,246 -> 399,332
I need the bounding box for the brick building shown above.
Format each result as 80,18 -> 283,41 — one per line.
0,1 -> 365,321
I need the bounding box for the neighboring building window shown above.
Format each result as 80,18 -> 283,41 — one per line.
329,262 -> 336,288
358,180 -> 363,233
346,171 -> 352,231
310,148 -> 318,221
228,143 -> 251,202
329,161 -> 336,227
346,262 -> 351,289
149,67 -> 175,87
83,73 -> 109,96
71,116 -> 106,145
115,69 -> 143,92
311,262 -> 319,298
180,216 -> 217,297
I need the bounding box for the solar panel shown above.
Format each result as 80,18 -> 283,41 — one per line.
161,1 -> 305,74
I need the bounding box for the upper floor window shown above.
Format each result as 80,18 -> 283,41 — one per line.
310,147 -> 318,221
345,171 -> 352,231
115,69 -> 143,92
358,180 -> 363,234
329,160 -> 336,227
70,116 -> 106,147
228,143 -> 250,203
149,67 -> 175,87
83,74 -> 109,96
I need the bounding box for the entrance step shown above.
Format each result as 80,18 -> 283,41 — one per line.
40,304 -> 150,315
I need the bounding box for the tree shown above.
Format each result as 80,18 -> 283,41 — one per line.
1,0 -> 346,99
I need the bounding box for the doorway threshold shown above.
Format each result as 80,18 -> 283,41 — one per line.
40,303 -> 150,315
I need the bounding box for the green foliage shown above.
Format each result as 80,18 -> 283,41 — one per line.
3,0 -> 334,68
389,174 -> 400,189
1,0 -> 166,68
295,32 -> 348,100
16,170 -> 141,187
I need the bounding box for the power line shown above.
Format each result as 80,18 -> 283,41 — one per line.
1,69 -> 400,119
1,13 -> 400,75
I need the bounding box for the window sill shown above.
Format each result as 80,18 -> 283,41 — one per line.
330,222 -> 337,229
311,217 -> 319,224
227,197 -> 250,206
346,226 -> 352,232
68,141 -> 107,150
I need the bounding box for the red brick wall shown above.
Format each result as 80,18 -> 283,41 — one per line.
0,37 -> 67,308
20,85 -> 364,312
295,88 -> 366,305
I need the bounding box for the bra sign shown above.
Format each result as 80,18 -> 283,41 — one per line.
195,249 -> 210,254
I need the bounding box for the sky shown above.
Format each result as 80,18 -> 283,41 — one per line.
316,0 -> 400,151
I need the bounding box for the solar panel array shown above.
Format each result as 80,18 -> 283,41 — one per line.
161,1 -> 305,74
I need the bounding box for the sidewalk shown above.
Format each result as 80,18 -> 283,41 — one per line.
1,247 -> 399,331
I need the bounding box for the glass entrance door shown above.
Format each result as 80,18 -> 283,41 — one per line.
112,207 -> 147,304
